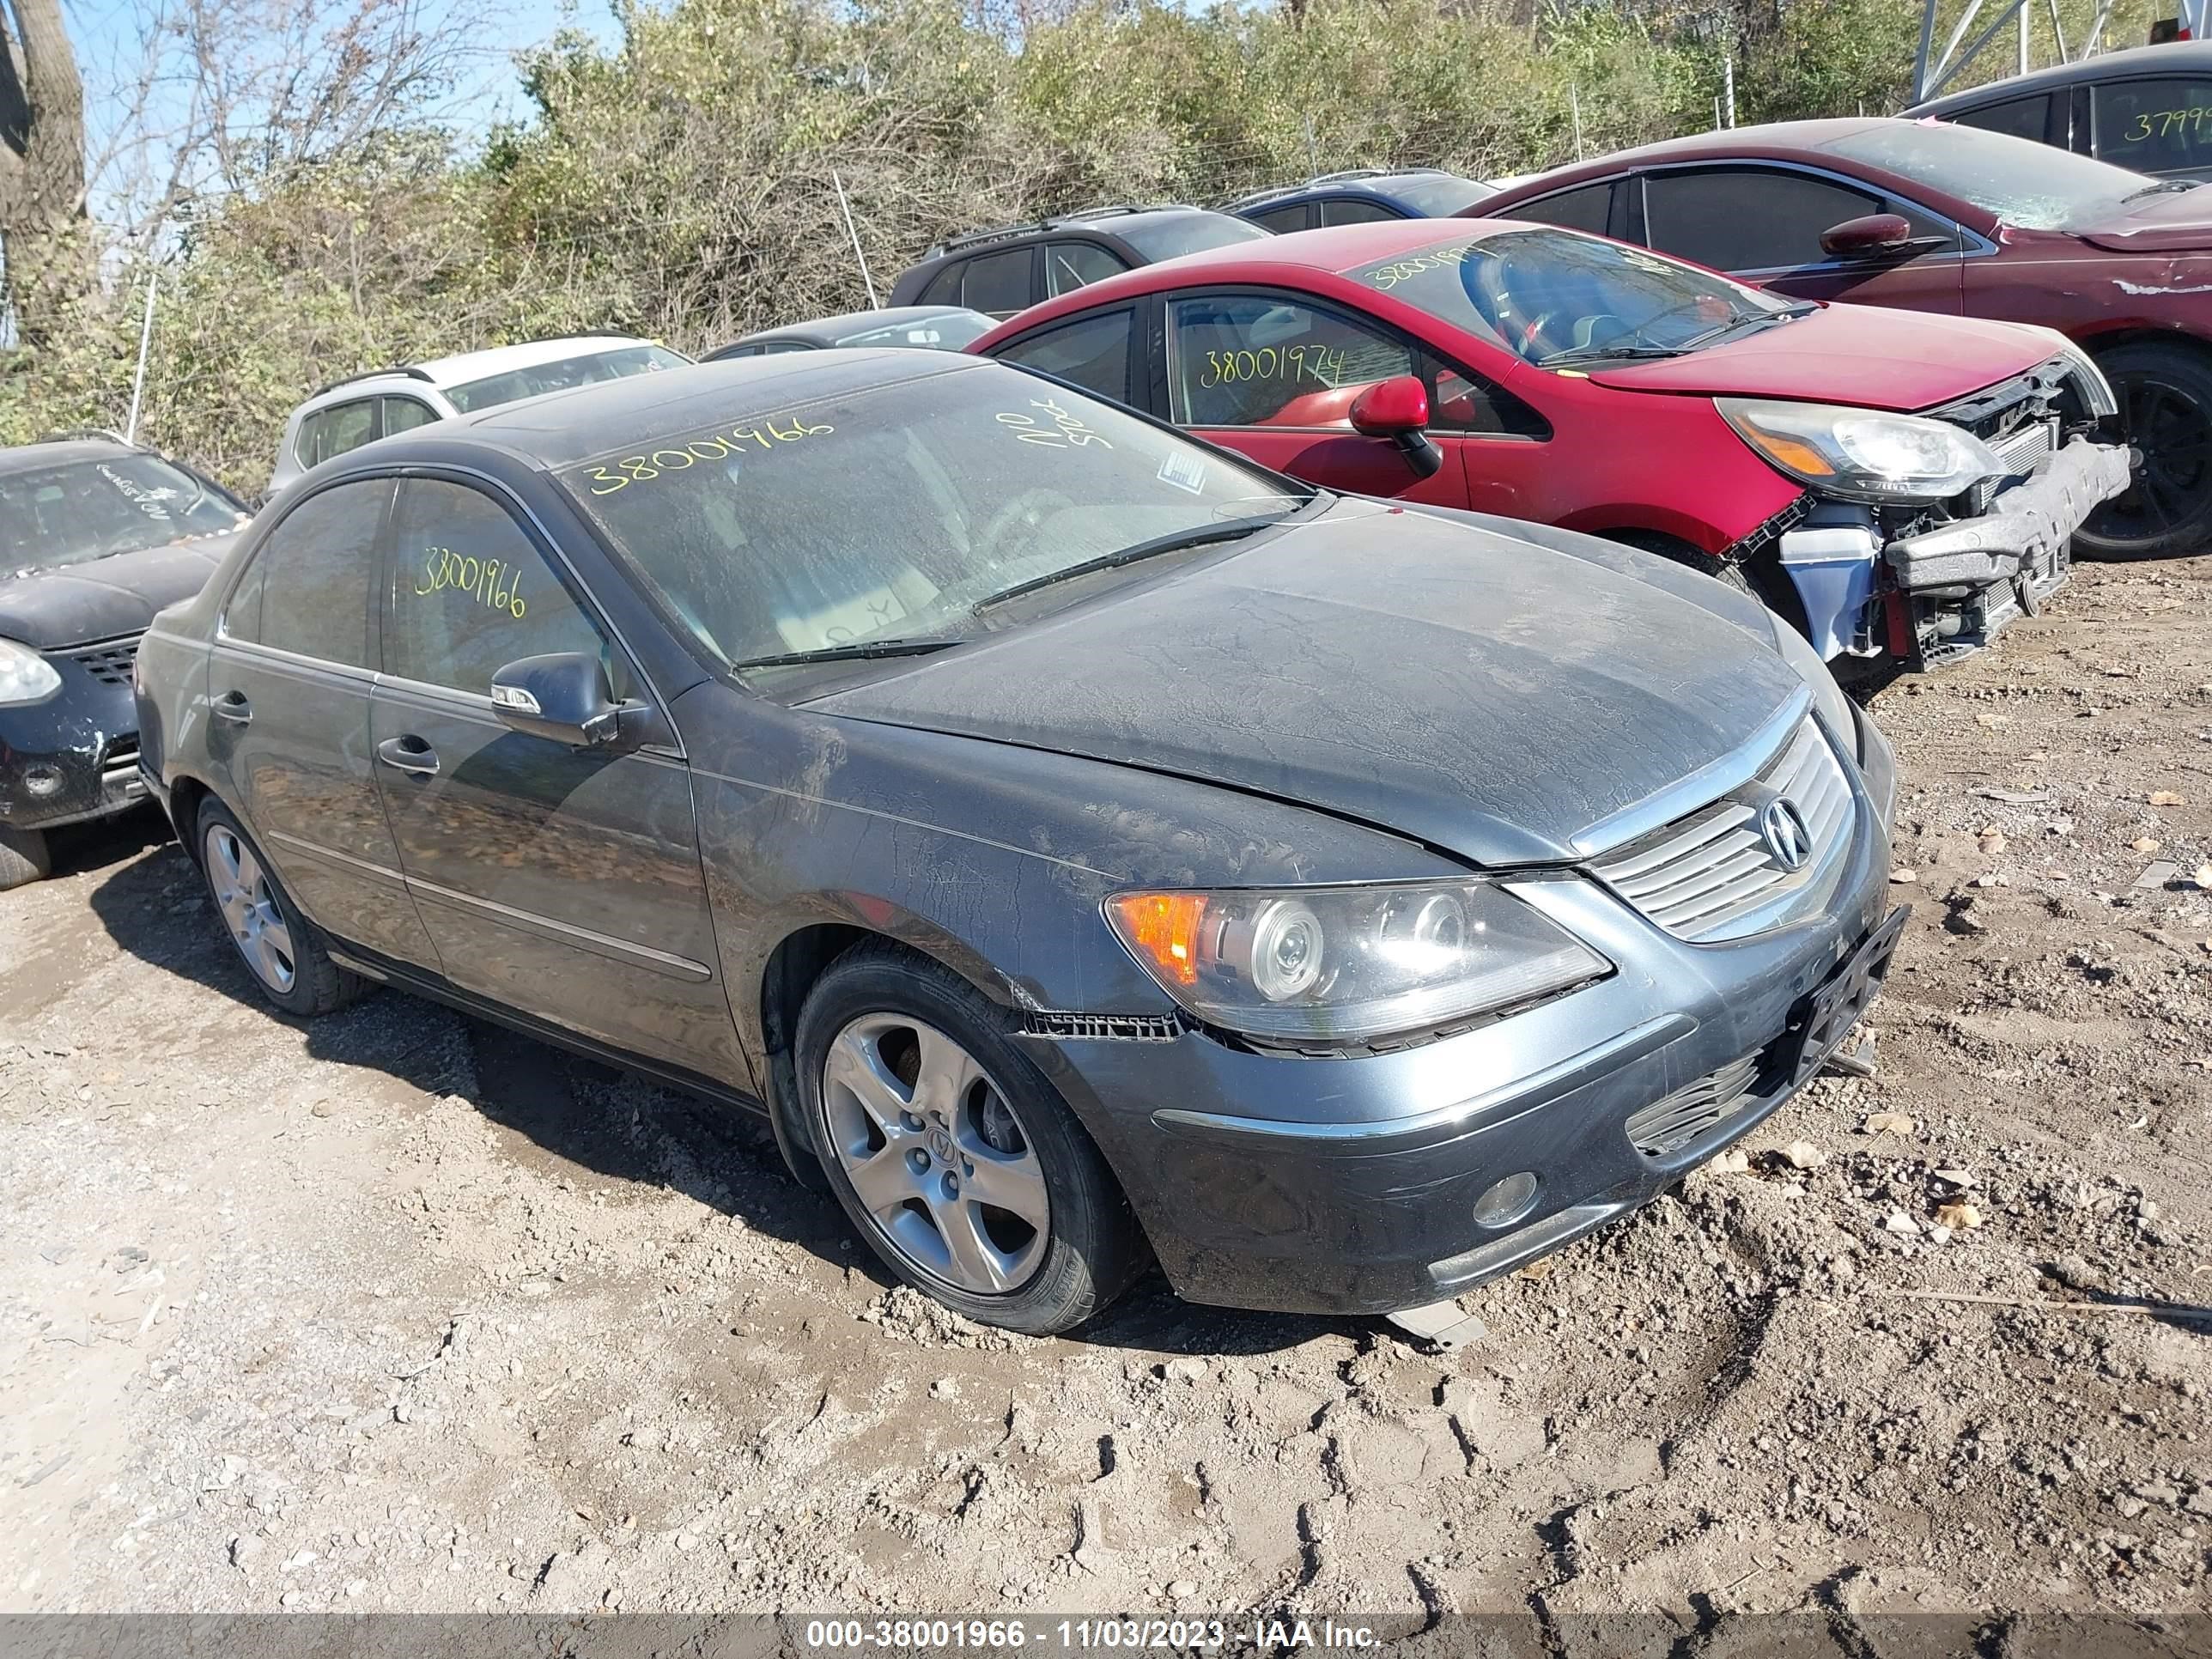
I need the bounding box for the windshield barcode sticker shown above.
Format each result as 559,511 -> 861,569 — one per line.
1156,451 -> 1208,495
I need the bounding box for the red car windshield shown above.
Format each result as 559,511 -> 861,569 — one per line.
1348,228 -> 1789,367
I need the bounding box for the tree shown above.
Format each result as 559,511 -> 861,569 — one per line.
0,0 -> 90,349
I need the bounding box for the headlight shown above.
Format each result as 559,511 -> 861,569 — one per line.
1720,398 -> 2002,505
1105,880 -> 1610,1043
0,638 -> 61,707
1765,613 -> 1856,744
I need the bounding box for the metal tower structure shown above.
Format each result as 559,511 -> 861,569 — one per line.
1911,0 -> 2206,101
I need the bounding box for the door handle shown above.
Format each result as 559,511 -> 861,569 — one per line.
376,735 -> 440,777
212,691 -> 252,725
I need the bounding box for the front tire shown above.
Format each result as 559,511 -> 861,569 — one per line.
2079,342 -> 2212,560
796,943 -> 1146,1334
196,799 -> 368,1017
0,827 -> 50,890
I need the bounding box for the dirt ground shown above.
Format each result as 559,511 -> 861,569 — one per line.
2,559 -> 2209,1628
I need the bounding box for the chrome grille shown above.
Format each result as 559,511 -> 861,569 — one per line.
60,635 -> 143,686
1589,716 -> 1854,944
1625,1053 -> 1761,1158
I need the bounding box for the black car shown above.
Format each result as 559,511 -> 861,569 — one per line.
707,305 -> 998,361
887,205 -> 1268,319
1909,41 -> 2212,182
0,434 -> 250,887
136,350 -> 1899,1336
1225,167 -> 1498,233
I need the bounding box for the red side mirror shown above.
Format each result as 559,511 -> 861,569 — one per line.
1820,213 -> 1914,258
1349,375 -> 1431,437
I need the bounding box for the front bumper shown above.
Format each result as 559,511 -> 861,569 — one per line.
1884,437 -> 2132,668
1031,714 -> 1897,1316
0,641 -> 149,834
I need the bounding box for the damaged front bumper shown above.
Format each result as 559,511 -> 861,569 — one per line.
0,642 -> 149,834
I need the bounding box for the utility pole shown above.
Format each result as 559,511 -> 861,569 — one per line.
1570,84 -> 1584,159
831,169 -> 879,309
1723,52 -> 1736,126
125,268 -> 158,442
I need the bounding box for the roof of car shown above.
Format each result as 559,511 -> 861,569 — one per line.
729,305 -> 979,349
416,349 -> 985,471
308,335 -> 661,401
0,435 -> 144,476
1911,40 -> 2212,112
1226,168 -> 1473,210
921,204 -> 1232,259
1477,117 -> 1907,203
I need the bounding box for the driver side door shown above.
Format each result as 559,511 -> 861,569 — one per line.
1637,164 -> 1968,314
368,474 -> 741,1079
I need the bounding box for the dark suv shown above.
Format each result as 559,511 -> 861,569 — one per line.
1908,41 -> 2212,183
888,205 -> 1267,319
1226,167 -> 1496,232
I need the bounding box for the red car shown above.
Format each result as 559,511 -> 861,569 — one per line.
970,219 -> 2129,673
1474,117 -> 2212,558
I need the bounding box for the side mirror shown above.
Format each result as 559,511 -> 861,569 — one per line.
489,652 -> 632,747
1348,375 -> 1444,480
1820,213 -> 1916,259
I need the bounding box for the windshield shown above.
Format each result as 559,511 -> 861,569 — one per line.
835,312 -> 995,350
0,453 -> 246,575
1116,213 -> 1270,262
1820,122 -> 2156,231
446,344 -> 690,414
1391,174 -> 1495,215
1351,227 -> 1789,366
562,363 -> 1308,672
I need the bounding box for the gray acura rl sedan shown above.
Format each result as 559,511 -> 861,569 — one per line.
136,350 -> 1902,1335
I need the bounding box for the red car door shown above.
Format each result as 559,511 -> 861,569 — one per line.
1637,163 -> 1968,314
1156,288 -> 1554,519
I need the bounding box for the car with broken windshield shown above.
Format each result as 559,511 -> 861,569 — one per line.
976,218 -> 2130,676
0,432 -> 249,889
138,349 -> 1903,1336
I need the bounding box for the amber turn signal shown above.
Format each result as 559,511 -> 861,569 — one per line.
1107,892 -> 1208,986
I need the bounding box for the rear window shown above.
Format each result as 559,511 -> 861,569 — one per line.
1115,213 -> 1270,262
445,344 -> 690,414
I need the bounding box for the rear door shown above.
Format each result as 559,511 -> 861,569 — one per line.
1157,288 -> 1551,515
208,476 -> 439,969
2089,76 -> 2212,179
1638,163 -> 1968,313
368,474 -> 735,1075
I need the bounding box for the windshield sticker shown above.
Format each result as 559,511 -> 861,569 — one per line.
1155,451 -> 1208,495
578,416 -> 834,495
1359,242 -> 1484,292
1198,344 -> 1347,388
413,545 -> 528,618
995,397 -> 1112,449
97,465 -> 181,522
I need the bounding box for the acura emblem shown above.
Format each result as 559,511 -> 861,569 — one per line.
1759,798 -> 1814,872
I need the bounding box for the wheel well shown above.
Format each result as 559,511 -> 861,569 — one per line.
2078,327 -> 2212,367
757,923 -> 875,1189
167,775 -> 210,866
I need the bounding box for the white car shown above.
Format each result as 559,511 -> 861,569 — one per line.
267,336 -> 690,496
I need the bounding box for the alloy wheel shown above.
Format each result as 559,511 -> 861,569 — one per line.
204,823 -> 296,994
2089,371 -> 2212,551
819,1012 -> 1050,1295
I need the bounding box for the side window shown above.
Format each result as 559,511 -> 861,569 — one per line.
709,344 -> 763,360
1248,204 -> 1311,234
1044,241 -> 1128,297
383,480 -> 619,697
380,397 -> 438,437
228,479 -> 388,666
757,340 -> 813,355
1319,198 -> 1401,226
1505,182 -> 1613,235
1644,167 -> 1893,271
295,399 -> 377,470
2094,79 -> 2212,173
1951,94 -> 2052,143
994,309 -> 1135,405
917,261 -> 966,307
961,248 -> 1036,316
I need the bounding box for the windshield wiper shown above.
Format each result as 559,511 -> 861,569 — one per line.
1676,301 -> 1820,351
730,637 -> 967,671
2124,179 -> 2201,201
972,515 -> 1288,612
1539,342 -> 1686,367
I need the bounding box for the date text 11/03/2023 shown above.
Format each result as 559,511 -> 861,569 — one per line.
801,1619 -> 1381,1651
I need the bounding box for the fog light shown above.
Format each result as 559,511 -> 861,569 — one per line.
1473,1170 -> 1540,1229
23,765 -> 64,799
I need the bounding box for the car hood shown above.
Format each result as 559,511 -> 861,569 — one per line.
0,532 -> 237,650
2075,188 -> 2212,253
805,501 -> 1804,867
1584,305 -> 2052,410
